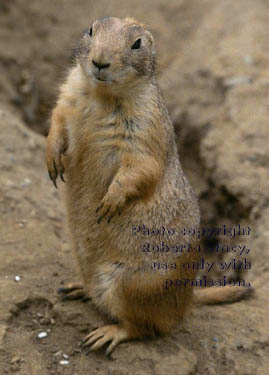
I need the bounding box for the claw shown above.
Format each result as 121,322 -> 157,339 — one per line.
59,170 -> 65,182
57,283 -> 89,301
48,161 -> 58,188
81,325 -> 129,356
80,331 -> 96,346
48,170 -> 53,181
97,205 -> 111,224
60,289 -> 86,301
57,284 -> 83,295
104,207 -> 111,216
97,215 -> 104,224
48,171 -> 58,189
108,205 -> 121,222
96,203 -> 104,213
53,160 -> 58,179
97,206 -> 111,224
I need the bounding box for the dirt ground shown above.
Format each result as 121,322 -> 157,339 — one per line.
0,0 -> 269,374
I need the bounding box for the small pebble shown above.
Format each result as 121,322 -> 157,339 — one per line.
18,220 -> 27,228
14,275 -> 21,282
38,332 -> 48,339
11,356 -> 21,364
223,75 -> 252,88
21,177 -> 32,187
59,360 -> 69,366
243,55 -> 253,64
40,317 -> 51,325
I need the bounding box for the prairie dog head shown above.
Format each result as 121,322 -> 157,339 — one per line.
75,17 -> 156,90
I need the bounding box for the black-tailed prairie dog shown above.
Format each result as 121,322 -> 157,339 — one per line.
47,16 -> 252,355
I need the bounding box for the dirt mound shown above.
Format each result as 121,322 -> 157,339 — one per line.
0,0 -> 269,374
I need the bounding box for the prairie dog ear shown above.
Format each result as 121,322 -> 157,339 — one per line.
124,17 -> 145,28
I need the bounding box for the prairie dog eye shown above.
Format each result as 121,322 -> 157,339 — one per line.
87,26 -> 93,37
131,38 -> 141,49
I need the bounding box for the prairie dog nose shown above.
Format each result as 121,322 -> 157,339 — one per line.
92,59 -> 110,70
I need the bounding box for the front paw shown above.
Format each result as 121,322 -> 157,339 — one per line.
96,192 -> 125,224
46,143 -> 66,188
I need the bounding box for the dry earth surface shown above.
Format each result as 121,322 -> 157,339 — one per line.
0,0 -> 269,374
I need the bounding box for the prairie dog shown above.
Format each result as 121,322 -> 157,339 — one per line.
46,17 -> 252,355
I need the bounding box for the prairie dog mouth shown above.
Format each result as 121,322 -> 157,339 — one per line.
91,72 -> 113,85
96,77 -> 109,82
93,76 -> 113,84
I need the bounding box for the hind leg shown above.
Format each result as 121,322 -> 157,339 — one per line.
80,270 -> 190,355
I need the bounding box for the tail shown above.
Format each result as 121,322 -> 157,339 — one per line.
193,285 -> 254,305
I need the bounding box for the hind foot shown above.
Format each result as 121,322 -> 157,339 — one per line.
81,324 -> 131,356
57,282 -> 90,302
